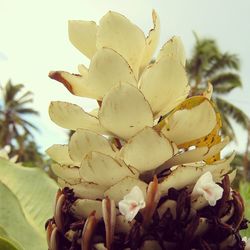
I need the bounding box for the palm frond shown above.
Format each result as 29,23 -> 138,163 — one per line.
216,97 -> 249,129
16,90 -> 33,103
219,108 -> 236,141
16,108 -> 39,116
205,53 -> 240,77
211,73 -> 242,93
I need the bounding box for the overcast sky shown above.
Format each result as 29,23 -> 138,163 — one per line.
0,0 -> 249,154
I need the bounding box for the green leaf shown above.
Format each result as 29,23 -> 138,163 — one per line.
0,226 -> 24,250
0,158 -> 58,250
239,181 -> 250,237
0,236 -> 20,250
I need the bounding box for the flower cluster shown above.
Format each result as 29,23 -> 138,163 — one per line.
46,11 -> 247,250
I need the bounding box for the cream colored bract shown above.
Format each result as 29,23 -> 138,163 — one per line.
47,10 -> 238,250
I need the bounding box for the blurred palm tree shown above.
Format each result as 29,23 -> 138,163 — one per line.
187,34 -> 250,180
0,80 -> 40,163
187,34 -> 249,141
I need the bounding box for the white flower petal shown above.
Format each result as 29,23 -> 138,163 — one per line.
69,129 -> 116,164
97,11 -> 146,78
139,10 -> 160,73
46,144 -> 73,165
139,57 -> 189,118
79,152 -> 138,186
192,172 -> 223,206
120,202 -> 141,222
118,186 -> 145,221
104,176 -> 147,205
157,36 -> 186,66
68,20 -> 97,59
49,101 -> 106,133
119,127 -> 174,172
123,186 -> 145,204
99,83 -> 154,140
159,97 -> 217,146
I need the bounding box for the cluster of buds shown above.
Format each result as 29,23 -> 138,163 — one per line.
46,11 -> 247,250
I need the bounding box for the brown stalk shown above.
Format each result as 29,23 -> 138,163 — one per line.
142,175 -> 160,226
102,197 -> 116,250
54,193 -> 65,232
81,211 -> 98,250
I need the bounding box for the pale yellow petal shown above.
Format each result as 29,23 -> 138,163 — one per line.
157,36 -> 186,66
68,20 -> 97,58
99,83 -> 153,140
49,48 -> 137,100
104,176 -> 147,204
79,152 -> 138,186
139,10 -> 160,73
203,153 -> 235,182
97,11 -> 146,78
87,48 -> 137,99
71,199 -> 102,220
51,164 -> 81,184
159,153 -> 234,195
119,127 -> 174,172
203,136 -> 229,161
163,146 -> 208,167
78,64 -> 88,75
159,97 -> 217,146
139,57 -> 189,118
93,243 -> 107,250
49,101 -> 106,133
202,82 -> 213,100
46,144 -> 73,165
69,129 -> 116,164
58,179 -> 105,200
115,215 -> 135,233
162,137 -> 229,168
49,71 -> 96,99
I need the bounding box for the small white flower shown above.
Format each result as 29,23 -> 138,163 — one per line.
192,171 -> 223,206
243,237 -> 250,250
118,186 -> 146,221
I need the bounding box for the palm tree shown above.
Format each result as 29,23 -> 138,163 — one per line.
187,34 -> 249,141
187,34 -> 250,181
0,80 -> 39,160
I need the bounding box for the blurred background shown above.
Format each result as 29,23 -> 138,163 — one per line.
0,0 -> 250,246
